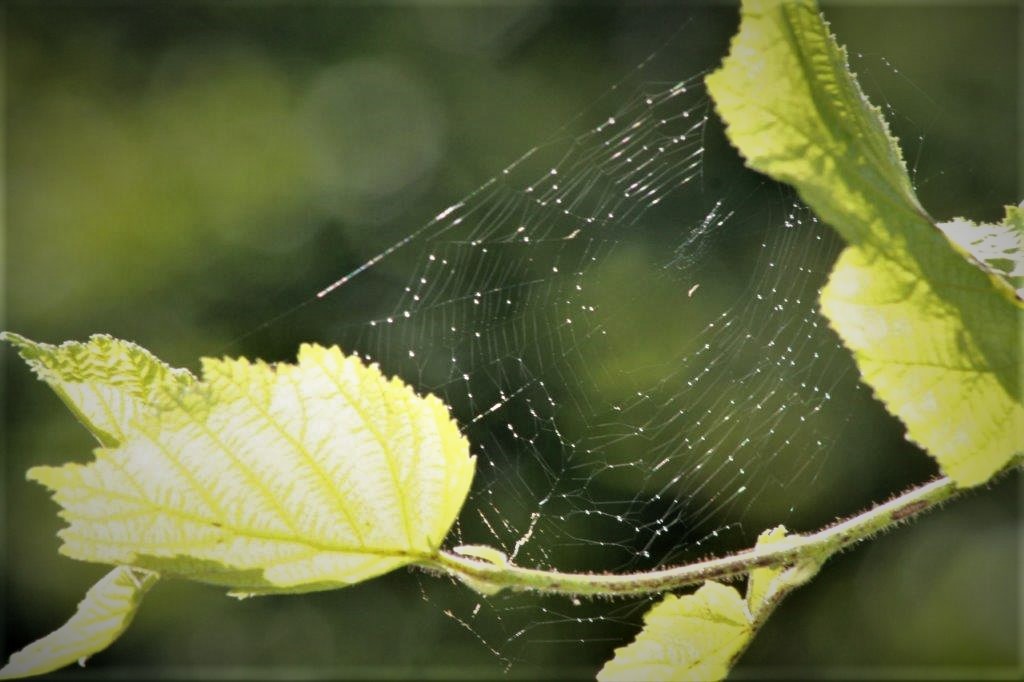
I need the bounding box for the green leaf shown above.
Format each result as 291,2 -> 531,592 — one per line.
452,544 -> 509,567
597,582 -> 748,682
938,205 -> 1024,297
11,335 -> 476,594
705,0 -> 1023,486
449,545 -> 510,595
1,332 -> 194,447
0,567 -> 158,680
745,524 -> 793,615
598,527 -> 815,682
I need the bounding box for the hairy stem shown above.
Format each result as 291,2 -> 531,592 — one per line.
425,469 -> 1013,597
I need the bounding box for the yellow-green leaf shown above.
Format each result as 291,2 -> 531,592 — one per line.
745,525 -> 792,615
0,567 -> 158,680
938,205 -> 1024,297
2,332 -> 194,447
597,582 -> 748,682
705,0 -> 1023,486
452,544 -> 509,567
13,336 -> 475,594
598,527 -> 814,682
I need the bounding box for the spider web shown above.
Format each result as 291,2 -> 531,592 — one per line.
263,35 -> 875,672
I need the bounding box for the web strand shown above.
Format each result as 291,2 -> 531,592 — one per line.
274,44 -> 865,669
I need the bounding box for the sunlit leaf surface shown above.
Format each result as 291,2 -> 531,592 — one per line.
705,0 -> 1023,486
2,332 -> 194,447
8,334 -> 475,593
598,527 -> 805,682
0,567 -> 158,680
938,205 -> 1024,298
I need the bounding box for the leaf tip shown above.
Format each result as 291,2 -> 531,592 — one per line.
25,464 -> 65,488
0,330 -> 25,345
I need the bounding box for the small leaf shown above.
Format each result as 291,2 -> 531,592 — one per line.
12,336 -> 476,594
597,582 -> 748,682
705,0 -> 1023,486
1,332 -> 194,447
598,527 -> 816,682
0,567 -> 158,680
745,525 -> 792,615
452,544 -> 508,567
449,545 -> 510,595
938,205 -> 1024,297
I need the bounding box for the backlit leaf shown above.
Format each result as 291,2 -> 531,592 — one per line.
0,567 -> 158,680
10,335 -> 475,593
598,526 -> 813,682
938,205 -> 1024,297
2,332 -> 194,447
705,0 -> 1023,486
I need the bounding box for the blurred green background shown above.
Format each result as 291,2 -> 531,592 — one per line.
3,1 -> 1019,679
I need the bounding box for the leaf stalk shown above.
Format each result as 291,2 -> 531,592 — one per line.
426,470 -> 1012,598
